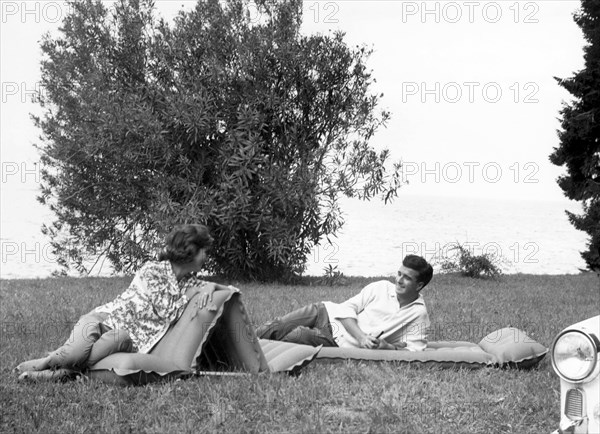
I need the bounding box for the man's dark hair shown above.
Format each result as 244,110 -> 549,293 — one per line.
403,255 -> 433,288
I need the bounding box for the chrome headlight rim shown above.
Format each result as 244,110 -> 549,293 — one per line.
551,329 -> 599,383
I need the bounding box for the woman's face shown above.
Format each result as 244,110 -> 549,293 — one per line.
191,248 -> 207,271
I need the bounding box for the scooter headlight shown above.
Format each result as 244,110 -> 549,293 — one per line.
552,331 -> 598,382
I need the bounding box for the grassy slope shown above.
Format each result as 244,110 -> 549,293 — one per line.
1,273 -> 598,433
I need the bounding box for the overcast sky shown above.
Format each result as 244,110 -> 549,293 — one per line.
1,0 -> 586,202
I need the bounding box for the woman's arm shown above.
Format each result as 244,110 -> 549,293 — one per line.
186,282 -> 237,309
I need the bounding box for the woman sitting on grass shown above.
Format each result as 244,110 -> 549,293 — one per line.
15,224 -> 235,382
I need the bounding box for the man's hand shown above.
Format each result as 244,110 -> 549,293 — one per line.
358,334 -> 380,349
338,319 -> 392,350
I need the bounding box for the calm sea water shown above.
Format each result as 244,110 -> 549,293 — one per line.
304,195 -> 588,277
0,185 -> 589,279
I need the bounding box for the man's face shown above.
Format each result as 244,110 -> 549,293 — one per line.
395,265 -> 424,297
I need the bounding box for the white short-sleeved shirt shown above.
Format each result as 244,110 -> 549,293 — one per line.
322,280 -> 430,351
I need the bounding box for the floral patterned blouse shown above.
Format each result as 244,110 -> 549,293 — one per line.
95,261 -> 206,353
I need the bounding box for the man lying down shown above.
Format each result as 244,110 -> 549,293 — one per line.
256,255 -> 433,351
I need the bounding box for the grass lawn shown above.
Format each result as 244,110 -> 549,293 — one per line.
1,272 -> 598,433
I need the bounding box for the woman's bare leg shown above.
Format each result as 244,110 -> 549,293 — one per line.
14,356 -> 51,373
87,327 -> 134,366
17,368 -> 77,382
148,290 -> 228,369
15,311 -> 110,374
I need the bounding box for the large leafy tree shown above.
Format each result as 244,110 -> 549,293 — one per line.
35,0 -> 402,280
551,0 -> 600,272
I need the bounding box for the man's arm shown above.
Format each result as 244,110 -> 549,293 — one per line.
339,283 -> 376,314
377,339 -> 407,350
401,320 -> 428,351
338,319 -> 407,350
338,318 -> 381,349
387,309 -> 429,351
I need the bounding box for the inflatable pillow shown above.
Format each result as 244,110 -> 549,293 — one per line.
477,327 -> 548,369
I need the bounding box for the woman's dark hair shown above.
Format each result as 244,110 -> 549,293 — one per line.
158,224 -> 214,264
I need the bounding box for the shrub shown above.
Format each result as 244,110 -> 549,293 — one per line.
34,0 -> 402,281
437,243 -> 503,279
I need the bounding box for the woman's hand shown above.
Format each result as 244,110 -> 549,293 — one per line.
197,282 -> 216,309
187,282 -> 216,310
